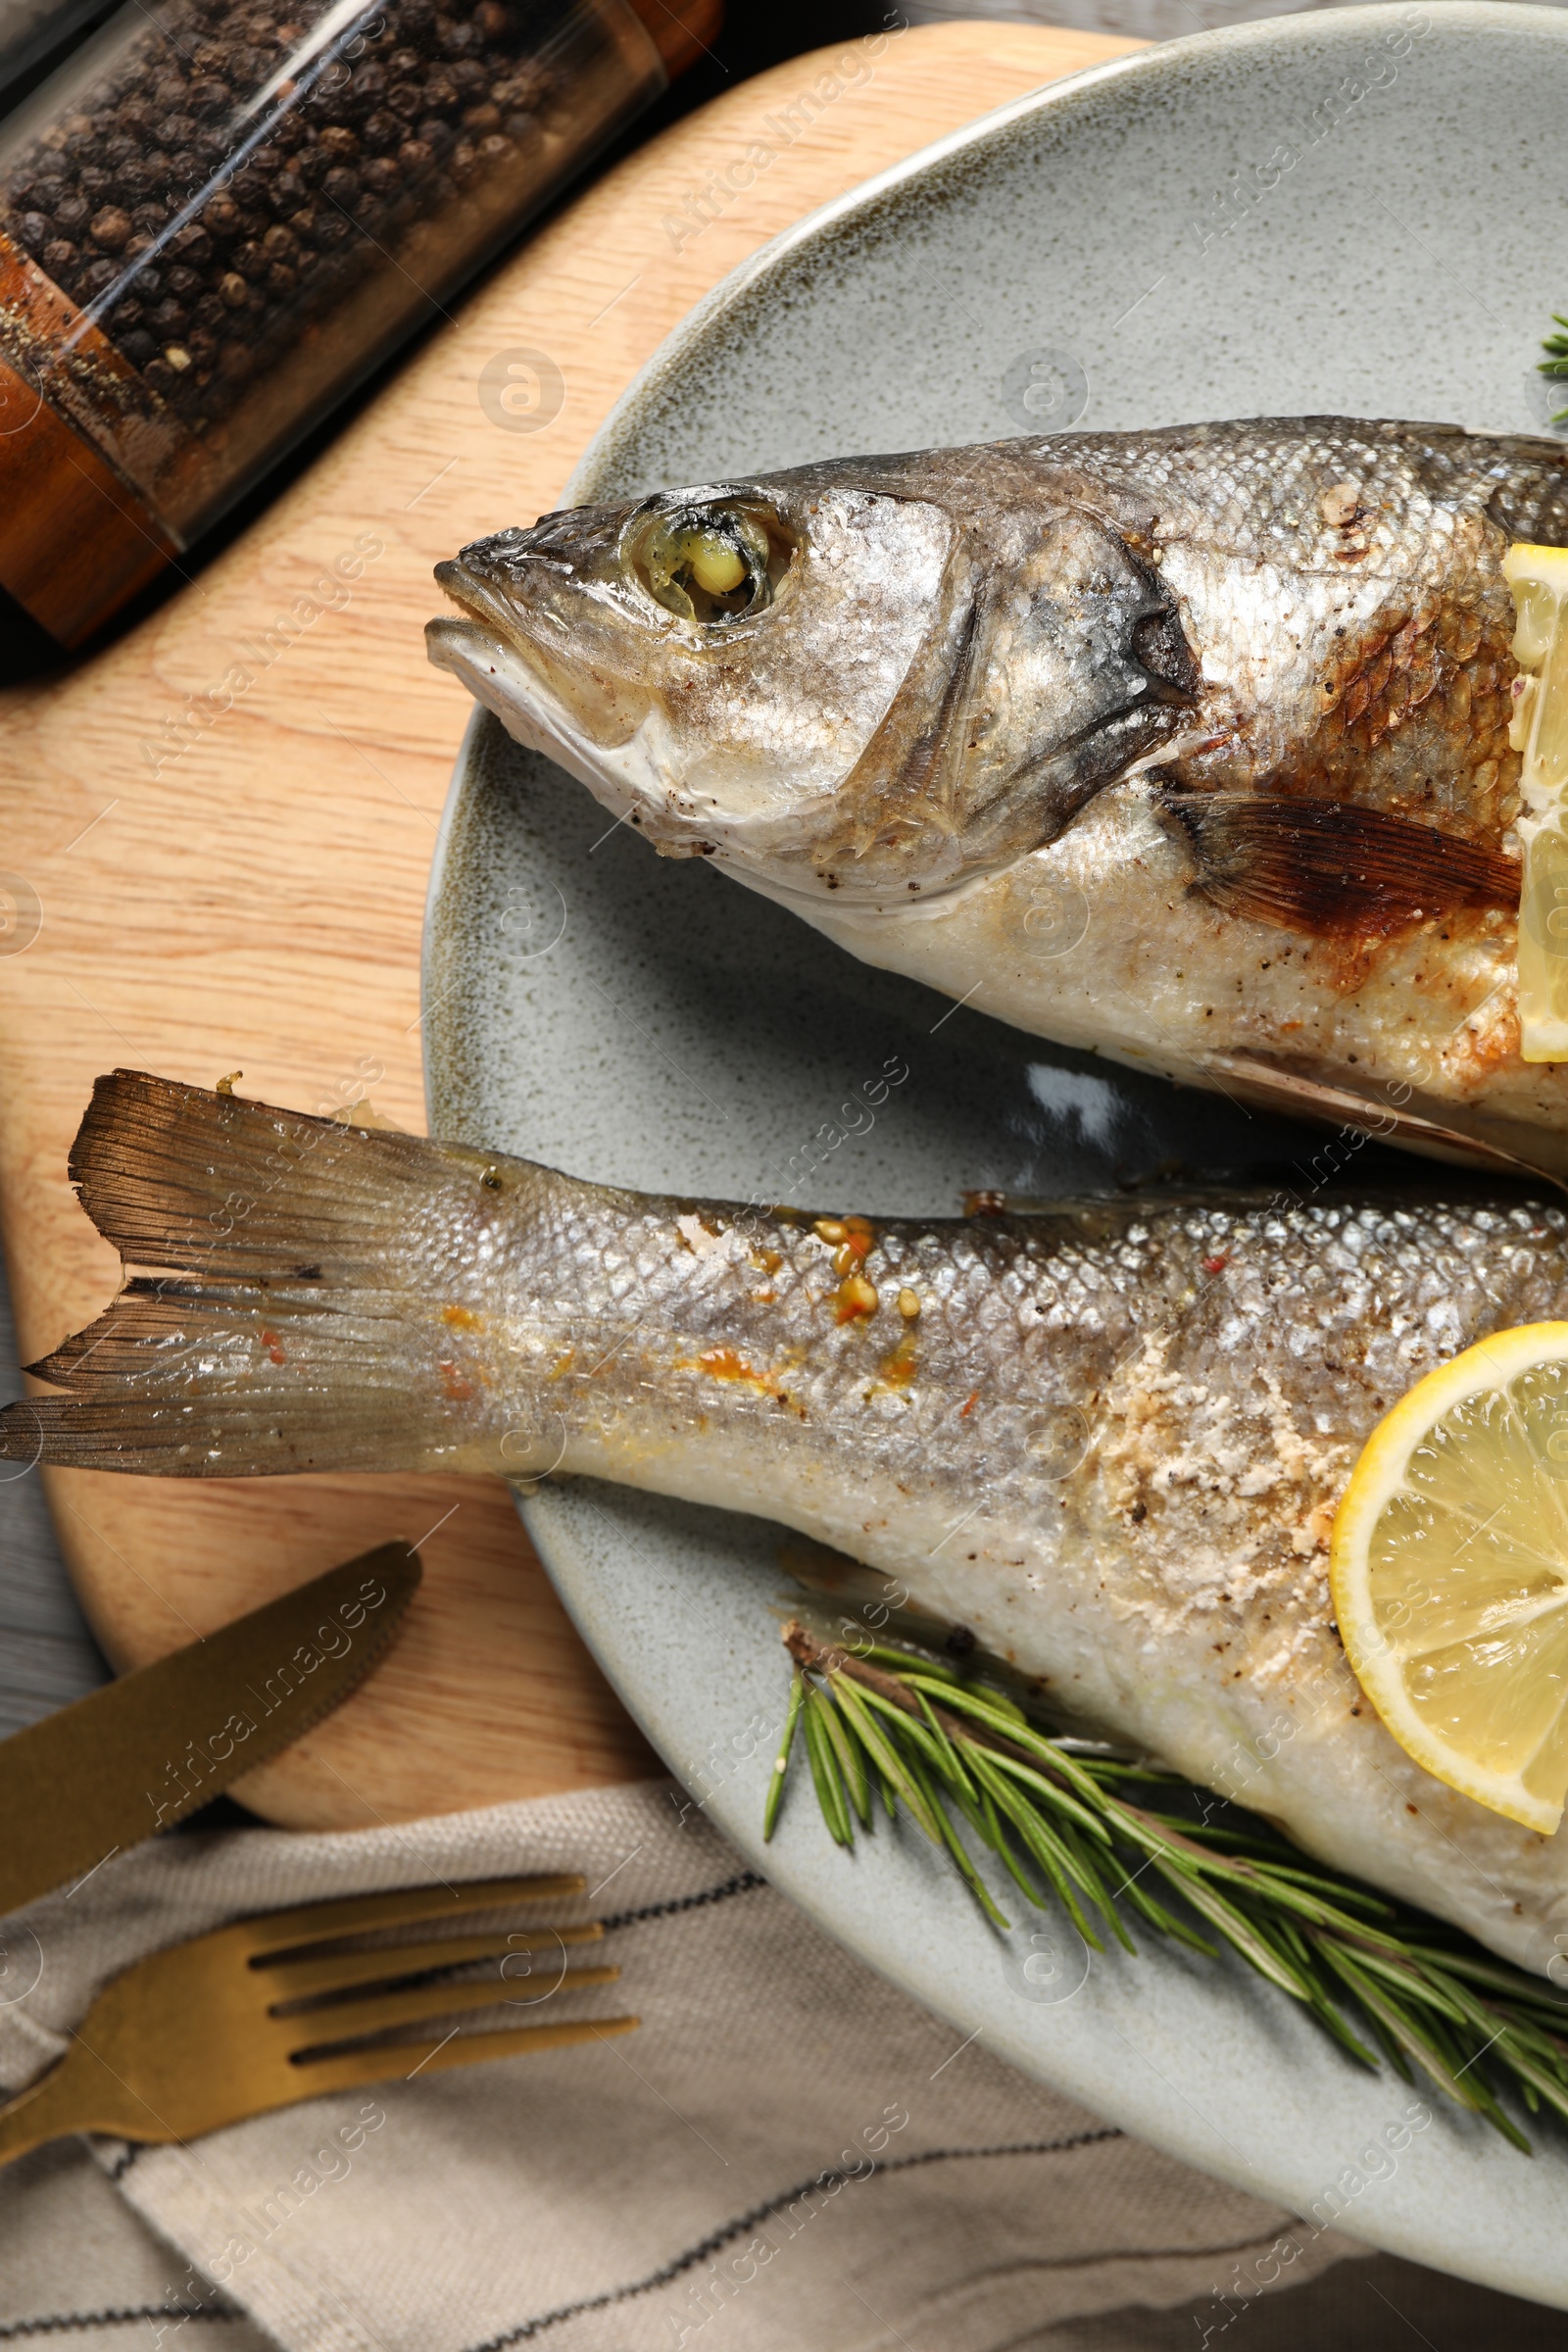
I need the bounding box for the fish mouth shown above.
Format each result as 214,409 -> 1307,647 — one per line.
428,554 -> 551,665
425,555 -> 634,796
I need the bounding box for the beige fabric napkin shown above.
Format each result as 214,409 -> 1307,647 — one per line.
0,1780 -> 1360,2352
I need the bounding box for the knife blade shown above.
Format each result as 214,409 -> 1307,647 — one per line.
0,1543 -> 419,1916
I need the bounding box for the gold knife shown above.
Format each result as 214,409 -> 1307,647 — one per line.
0,1544 -> 419,1916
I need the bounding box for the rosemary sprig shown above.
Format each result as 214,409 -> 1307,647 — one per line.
1542,311 -> 1568,422
767,1620 -> 1568,2150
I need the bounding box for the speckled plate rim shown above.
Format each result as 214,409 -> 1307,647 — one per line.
568,0 -> 1568,505
424,3 -> 1568,2302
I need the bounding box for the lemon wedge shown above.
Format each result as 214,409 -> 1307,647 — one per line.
1503,542 -> 1568,1060
1330,1323 -> 1568,1834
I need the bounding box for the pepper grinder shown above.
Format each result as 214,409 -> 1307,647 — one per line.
0,0 -> 717,646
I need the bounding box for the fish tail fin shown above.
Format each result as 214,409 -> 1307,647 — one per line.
0,1070 -> 510,1477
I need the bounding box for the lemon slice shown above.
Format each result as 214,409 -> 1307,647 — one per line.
1330,1323 -> 1568,1833
1503,542 -> 1568,1061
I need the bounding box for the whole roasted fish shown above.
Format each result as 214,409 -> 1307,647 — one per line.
427,417 -> 1568,1179
8,1069 -> 1568,1974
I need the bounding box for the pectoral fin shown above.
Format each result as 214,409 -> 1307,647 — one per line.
1204,1054 -> 1565,1191
1161,793 -> 1519,936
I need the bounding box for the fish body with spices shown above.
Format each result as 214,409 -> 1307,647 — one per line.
9,1069 -> 1568,1975
427,417 -> 1568,1178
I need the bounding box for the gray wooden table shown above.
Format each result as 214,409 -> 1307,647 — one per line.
0,1251 -> 106,1734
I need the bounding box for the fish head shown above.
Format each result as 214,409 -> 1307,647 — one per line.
426,451 -> 1201,907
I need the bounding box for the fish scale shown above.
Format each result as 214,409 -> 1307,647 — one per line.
8,1073 -> 1568,1973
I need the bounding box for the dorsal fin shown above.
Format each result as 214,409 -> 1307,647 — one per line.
1161,793 -> 1519,936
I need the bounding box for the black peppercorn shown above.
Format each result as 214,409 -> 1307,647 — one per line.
0,0 -> 682,633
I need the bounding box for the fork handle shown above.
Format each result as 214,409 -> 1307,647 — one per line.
0,2042 -> 145,2167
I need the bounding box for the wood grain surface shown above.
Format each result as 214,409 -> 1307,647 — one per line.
0,19 -> 1137,1830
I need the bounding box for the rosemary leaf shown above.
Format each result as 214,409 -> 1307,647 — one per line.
1151,1864 -> 1315,2003
816,1679 -> 872,1828
966,1747 -> 1109,1950
831,1674 -> 945,1844
762,1670 -> 805,1841
802,1684 -> 854,1848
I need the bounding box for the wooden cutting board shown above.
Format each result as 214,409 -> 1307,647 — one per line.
0,18 -> 1137,1830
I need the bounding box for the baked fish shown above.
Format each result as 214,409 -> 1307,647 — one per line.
8,1068 -> 1568,1974
426,417 -> 1568,1180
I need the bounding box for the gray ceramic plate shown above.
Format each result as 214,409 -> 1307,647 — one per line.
424,4 -> 1568,2300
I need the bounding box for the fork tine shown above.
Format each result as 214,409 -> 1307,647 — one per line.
292,2014 -> 640,2095
263,1923 -> 605,2001
239,1877 -> 588,1955
286,1964 -> 622,2048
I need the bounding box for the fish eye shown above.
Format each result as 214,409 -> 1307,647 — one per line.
624,500 -> 791,626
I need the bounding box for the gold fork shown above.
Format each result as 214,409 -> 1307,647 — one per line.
0,1874 -> 636,2164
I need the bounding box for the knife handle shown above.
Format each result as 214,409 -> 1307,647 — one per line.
0,2034 -> 162,2166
